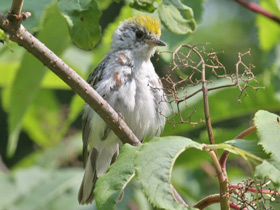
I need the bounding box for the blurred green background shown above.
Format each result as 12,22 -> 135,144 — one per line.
0,0 -> 280,209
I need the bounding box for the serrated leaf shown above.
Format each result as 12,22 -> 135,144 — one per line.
58,0 -> 102,50
95,144 -> 140,210
254,110 -> 280,163
158,0 -> 196,34
129,0 -> 157,13
256,0 -> 280,51
225,139 -> 270,159
135,136 -> 202,210
255,160 -> 280,186
7,3 -> 70,156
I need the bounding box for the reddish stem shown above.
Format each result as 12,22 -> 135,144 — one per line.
219,126 -> 257,169
230,201 -> 248,210
229,184 -> 280,196
234,0 -> 280,24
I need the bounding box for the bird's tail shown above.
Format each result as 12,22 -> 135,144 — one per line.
78,144 -> 119,204
78,148 -> 98,204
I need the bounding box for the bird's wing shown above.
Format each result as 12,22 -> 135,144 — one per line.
81,58 -> 107,167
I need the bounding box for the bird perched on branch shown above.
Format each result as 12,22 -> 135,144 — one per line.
78,15 -> 168,204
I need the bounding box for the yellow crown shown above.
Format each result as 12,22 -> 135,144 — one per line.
127,15 -> 161,37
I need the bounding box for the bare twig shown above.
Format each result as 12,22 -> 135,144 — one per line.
11,0 -> 24,16
234,0 -> 280,25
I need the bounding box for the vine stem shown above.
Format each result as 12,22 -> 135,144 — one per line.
234,0 -> 280,24
219,126 -> 257,170
208,150 -> 230,210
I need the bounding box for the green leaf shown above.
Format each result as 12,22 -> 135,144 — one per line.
254,110 -> 280,161
135,136 -> 202,209
158,0 -> 196,34
95,144 -> 140,210
22,89 -> 62,148
254,110 -> 280,168
0,29 -> 12,50
7,2 -> 70,156
255,160 -> 280,186
256,0 -> 280,51
58,0 -> 102,50
129,0 -> 158,13
225,139 -> 270,159
0,167 -> 85,210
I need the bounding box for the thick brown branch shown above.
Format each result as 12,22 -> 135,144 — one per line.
193,194 -> 220,209
234,0 -> 280,24
0,13 -> 141,147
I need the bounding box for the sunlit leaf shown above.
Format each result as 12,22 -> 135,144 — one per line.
135,136 -> 202,209
256,0 -> 280,51
225,139 -> 270,159
22,89 -> 62,148
58,0 -> 102,50
158,0 -> 196,34
95,145 -> 140,210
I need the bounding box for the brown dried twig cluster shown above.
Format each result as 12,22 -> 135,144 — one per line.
230,178 -> 280,210
157,44 -> 264,126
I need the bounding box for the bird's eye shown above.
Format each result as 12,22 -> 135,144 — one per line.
135,30 -> 144,39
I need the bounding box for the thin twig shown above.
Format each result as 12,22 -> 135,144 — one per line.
11,0 -> 24,16
234,0 -> 280,24
229,184 -> 280,197
230,201 -> 249,210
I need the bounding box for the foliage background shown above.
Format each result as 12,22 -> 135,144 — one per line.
0,0 -> 280,209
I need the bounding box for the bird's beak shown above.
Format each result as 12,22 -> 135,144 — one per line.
147,38 -> 166,46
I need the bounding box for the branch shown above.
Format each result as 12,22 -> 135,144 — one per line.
234,0 -> 280,24
0,13 -> 141,147
11,0 -> 24,16
193,194 -> 220,209
208,150 -> 230,210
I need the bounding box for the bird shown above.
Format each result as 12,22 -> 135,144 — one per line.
78,14 -> 169,204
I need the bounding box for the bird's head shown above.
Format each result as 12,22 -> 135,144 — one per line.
111,15 -> 166,59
